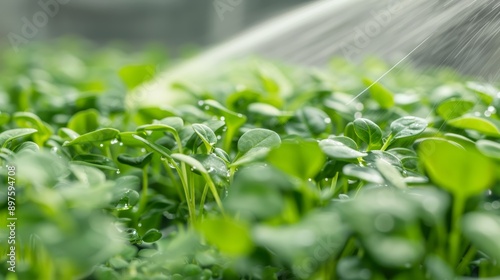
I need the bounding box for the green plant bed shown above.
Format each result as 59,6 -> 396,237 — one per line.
1,42 -> 500,280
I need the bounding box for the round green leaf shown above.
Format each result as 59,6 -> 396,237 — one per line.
363,78 -> 395,109
198,217 -> 253,256
319,139 -> 367,160
237,128 -> 281,154
476,140 -> 500,159
436,98 -> 474,120
447,116 -> 500,137
0,128 -> 38,148
67,109 -> 99,134
343,164 -> 384,184
375,159 -> 407,189
267,140 -> 325,181
117,152 -> 154,168
191,154 -> 229,186
142,229 -> 162,243
390,116 -> 428,140
418,139 -> 495,196
63,128 -> 120,146
353,118 -> 383,148
192,123 -> 217,147
463,213 -> 500,262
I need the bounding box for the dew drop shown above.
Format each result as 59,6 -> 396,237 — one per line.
138,223 -> 142,227
220,116 -> 225,121
354,112 -> 363,119
110,138 -> 119,145
355,103 -> 364,111
307,178 -> 313,182
116,170 -> 121,175
141,148 -> 146,153
204,105 -> 210,110
119,142 -> 124,146
50,147 -> 58,153
324,178 -> 329,182
99,143 -> 104,148
222,126 -> 228,132
207,167 -> 214,173
237,113 -> 244,118
217,135 -> 222,140
198,100 -> 204,106
324,118 -> 332,124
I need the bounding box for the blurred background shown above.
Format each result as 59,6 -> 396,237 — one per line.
0,0 -> 309,56
1,0 -> 499,82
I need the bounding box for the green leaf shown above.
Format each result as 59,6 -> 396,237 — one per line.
328,136 -> 359,150
233,129 -> 281,166
447,116 -> 500,137
13,141 -> 39,154
202,99 -> 246,128
113,189 -> 140,211
132,135 -> 172,160
192,123 -> 217,148
118,132 -> 145,147
363,78 -> 395,109
476,140 -> 500,159
436,98 -> 474,120
13,112 -> 53,145
286,107 -> 330,136
390,116 -> 428,140
73,154 -> 115,167
0,112 -> 10,126
214,147 -> 230,163
463,213 -> 500,262
156,117 -> 184,132
466,81 -> 497,104
136,124 -> 178,135
119,64 -> 156,90
267,140 -> 325,180
59,127 -> 80,141
0,128 -> 38,148
191,154 -> 229,186
63,128 -> 120,146
238,128 -> 281,154
375,159 -> 407,189
198,217 -> 253,256
363,151 -> 402,169
353,118 -> 383,148
364,236 -> 424,268
418,139 -> 495,196
70,161 -> 119,172
171,153 -> 207,174
343,164 -> 384,184
142,229 -> 162,243
134,106 -> 177,125
67,109 -> 99,134
248,102 -> 282,117
319,139 -> 367,160
117,152 -> 154,168
225,165 -> 287,220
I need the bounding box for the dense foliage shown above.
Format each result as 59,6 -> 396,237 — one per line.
1,41 -> 500,280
